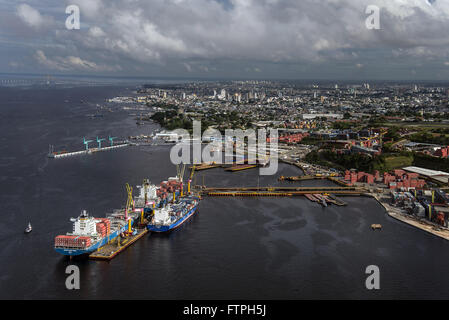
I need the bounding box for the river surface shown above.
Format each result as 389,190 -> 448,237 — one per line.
1,85 -> 449,299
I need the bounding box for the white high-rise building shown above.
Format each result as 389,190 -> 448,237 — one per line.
219,89 -> 226,100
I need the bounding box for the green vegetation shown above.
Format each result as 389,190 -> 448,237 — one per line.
147,102 -> 177,109
305,150 -> 413,173
300,136 -> 324,146
383,155 -> 414,170
332,121 -> 355,130
413,154 -> 449,172
150,111 -> 192,131
410,130 -> 449,145
382,126 -> 401,142
368,115 -> 387,126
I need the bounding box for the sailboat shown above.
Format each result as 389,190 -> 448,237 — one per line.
24,222 -> 32,233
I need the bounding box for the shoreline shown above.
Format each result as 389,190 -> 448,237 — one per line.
368,193 -> 449,241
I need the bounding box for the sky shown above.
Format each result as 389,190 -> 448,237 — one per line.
1,0 -> 449,80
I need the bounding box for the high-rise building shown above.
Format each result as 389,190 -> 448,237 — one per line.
219,89 -> 226,100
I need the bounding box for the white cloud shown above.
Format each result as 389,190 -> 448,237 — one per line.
69,0 -> 104,19
69,0 -> 449,64
5,0 -> 449,77
16,4 -> 44,28
34,50 -> 120,72
88,27 -> 106,38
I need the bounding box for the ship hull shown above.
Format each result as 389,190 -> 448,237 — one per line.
147,206 -> 198,233
55,225 -> 127,256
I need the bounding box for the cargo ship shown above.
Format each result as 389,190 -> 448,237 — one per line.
147,195 -> 200,232
54,176 -> 189,255
54,210 -> 133,256
134,177 -> 183,212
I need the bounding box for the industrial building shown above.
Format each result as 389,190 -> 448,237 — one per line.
403,166 -> 449,185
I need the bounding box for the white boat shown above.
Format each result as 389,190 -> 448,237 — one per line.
25,222 -> 32,233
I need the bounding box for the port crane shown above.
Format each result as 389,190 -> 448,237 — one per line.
176,164 -> 187,197
125,183 -> 135,221
188,165 -> 196,194
108,136 -> 117,146
83,137 -> 93,150
176,164 -> 186,182
96,136 -> 106,149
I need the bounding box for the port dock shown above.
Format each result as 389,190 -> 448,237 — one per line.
224,164 -> 258,172
279,175 -> 350,186
192,163 -> 223,171
199,186 -> 364,198
89,228 -> 148,260
48,136 -> 131,159
49,143 -> 130,158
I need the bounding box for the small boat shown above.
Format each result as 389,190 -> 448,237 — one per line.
371,224 -> 382,231
24,222 -> 32,233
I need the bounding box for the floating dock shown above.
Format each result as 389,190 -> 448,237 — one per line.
89,228 -> 148,260
200,186 -> 362,198
205,191 -> 361,197
279,175 -> 326,181
48,143 -> 129,159
191,163 -> 223,171
224,164 -> 258,172
279,175 -> 349,186
326,194 -> 347,206
201,186 -> 365,193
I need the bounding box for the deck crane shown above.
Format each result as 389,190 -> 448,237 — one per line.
125,183 -> 135,222
188,165 -> 196,194
176,164 -> 187,197
108,136 -> 117,146
83,137 -> 93,150
96,136 -> 106,149
143,179 -> 150,205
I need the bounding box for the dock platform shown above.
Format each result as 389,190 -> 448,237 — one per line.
49,143 -> 130,159
279,175 -> 349,186
224,164 -> 258,172
191,163 -> 223,171
89,228 -> 148,260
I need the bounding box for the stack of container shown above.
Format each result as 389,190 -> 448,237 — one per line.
96,219 -> 110,237
55,235 -> 91,249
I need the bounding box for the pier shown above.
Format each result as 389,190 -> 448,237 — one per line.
191,163 -> 223,171
201,186 -> 365,192
89,228 -> 148,260
199,186 -> 365,198
224,164 -> 258,172
278,175 -> 350,186
48,143 -> 130,159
